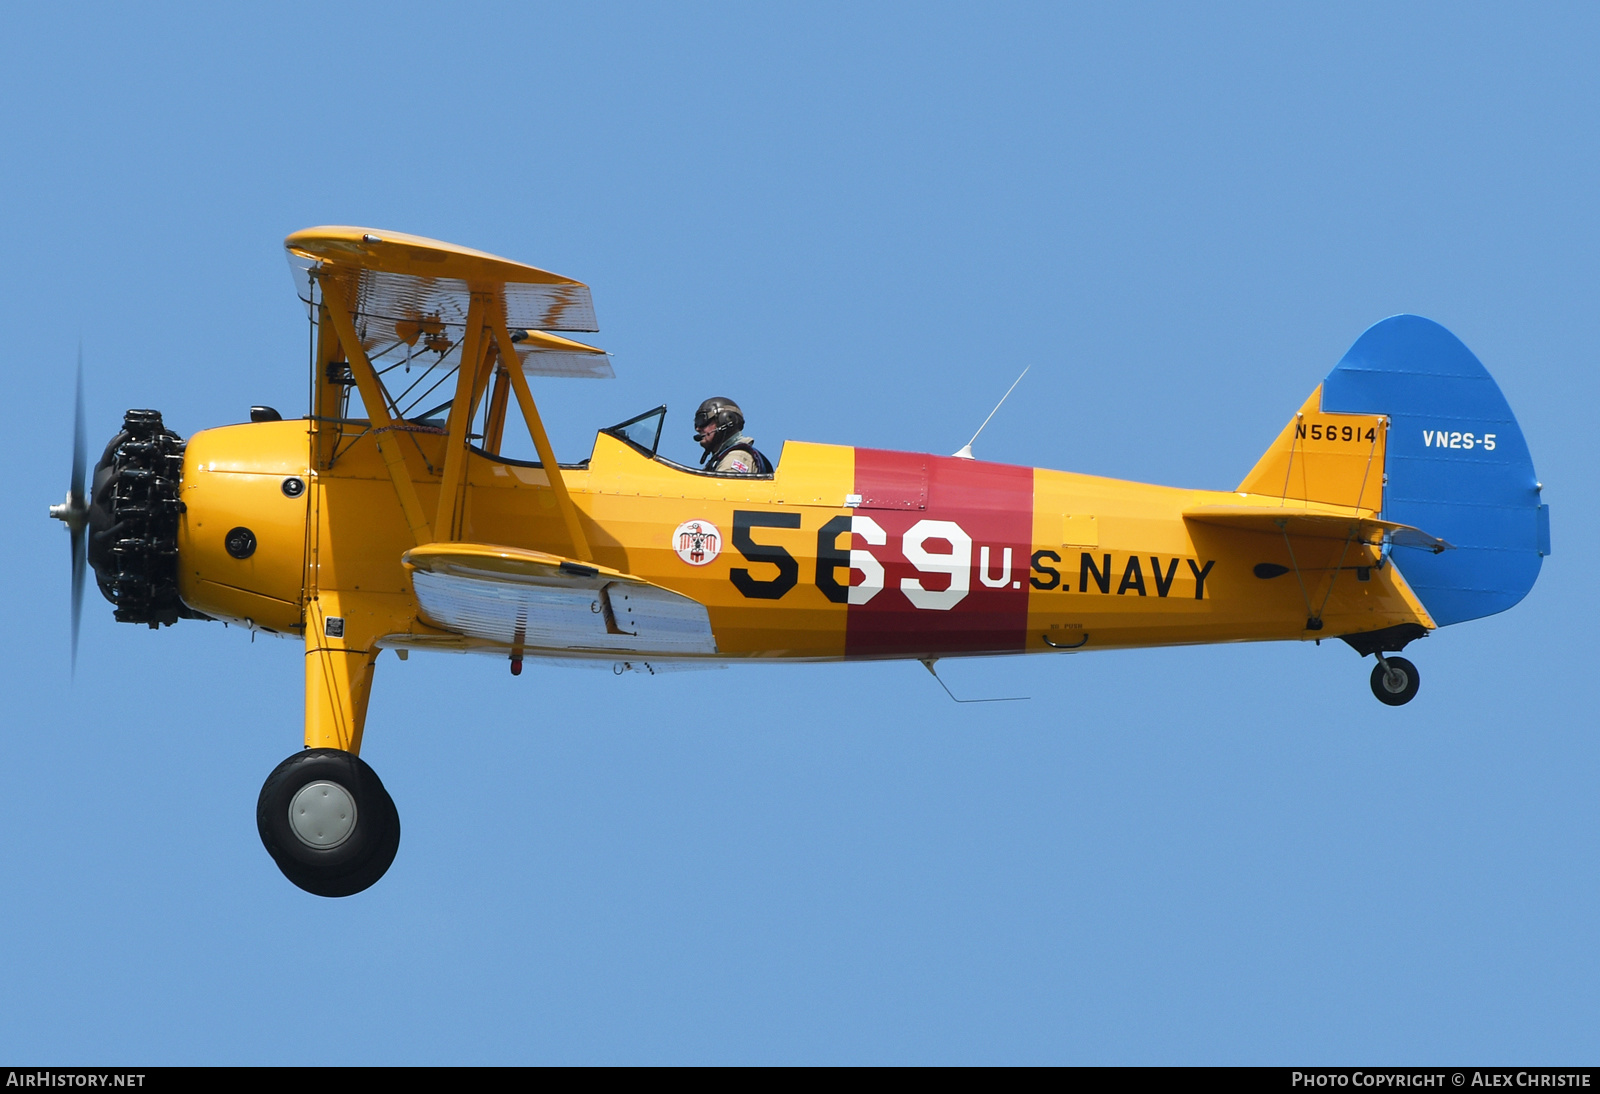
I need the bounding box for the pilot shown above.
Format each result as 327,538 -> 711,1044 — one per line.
695,397 -> 772,474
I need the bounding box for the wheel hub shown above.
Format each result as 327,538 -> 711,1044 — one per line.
288,781 -> 358,849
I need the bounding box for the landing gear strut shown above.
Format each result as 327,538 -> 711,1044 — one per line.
257,749 -> 400,897
1369,654 -> 1420,706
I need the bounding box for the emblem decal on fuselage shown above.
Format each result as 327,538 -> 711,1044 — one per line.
674,520 -> 722,566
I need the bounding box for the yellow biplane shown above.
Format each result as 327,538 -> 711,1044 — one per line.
49,228 -> 1550,896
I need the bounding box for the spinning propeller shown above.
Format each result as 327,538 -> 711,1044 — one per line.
47,351 -> 89,672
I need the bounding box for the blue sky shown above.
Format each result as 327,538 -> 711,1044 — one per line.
2,2 -> 1595,1063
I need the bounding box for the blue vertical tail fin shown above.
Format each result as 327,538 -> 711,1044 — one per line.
1320,315 -> 1547,627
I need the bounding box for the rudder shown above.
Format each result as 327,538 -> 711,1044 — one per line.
1320,315 -> 1547,626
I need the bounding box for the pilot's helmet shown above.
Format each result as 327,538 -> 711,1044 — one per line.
694,397 -> 744,450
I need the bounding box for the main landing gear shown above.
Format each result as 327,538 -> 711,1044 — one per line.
1369,654 -> 1420,706
257,749 -> 400,897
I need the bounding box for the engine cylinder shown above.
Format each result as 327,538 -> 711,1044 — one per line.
88,409 -> 207,627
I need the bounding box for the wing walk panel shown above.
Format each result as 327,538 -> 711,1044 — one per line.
404,544 -> 716,657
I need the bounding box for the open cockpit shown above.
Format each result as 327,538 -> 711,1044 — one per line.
465,403 -> 777,480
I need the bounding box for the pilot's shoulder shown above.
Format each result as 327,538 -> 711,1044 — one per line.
715,449 -> 755,474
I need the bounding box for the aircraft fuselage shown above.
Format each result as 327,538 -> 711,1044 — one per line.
175,419 -> 1430,662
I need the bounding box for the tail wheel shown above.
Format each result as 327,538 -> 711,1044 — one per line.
1369,656 -> 1420,706
257,749 -> 400,897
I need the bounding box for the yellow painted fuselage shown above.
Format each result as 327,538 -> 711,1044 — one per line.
176,418 -> 1431,664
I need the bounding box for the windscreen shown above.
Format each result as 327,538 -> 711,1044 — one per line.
602,406 -> 666,457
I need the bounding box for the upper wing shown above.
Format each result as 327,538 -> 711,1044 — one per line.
286,225 -> 598,332
403,542 -> 717,657
1183,503 -> 1451,552
286,226 -> 613,378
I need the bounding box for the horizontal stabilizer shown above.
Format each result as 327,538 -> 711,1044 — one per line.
1183,504 -> 1451,553
403,543 -> 716,656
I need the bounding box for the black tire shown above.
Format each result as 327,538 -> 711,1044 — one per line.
257,748 -> 400,897
1369,656 -> 1420,706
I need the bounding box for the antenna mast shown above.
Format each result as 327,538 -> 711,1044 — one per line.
952,366 -> 1029,460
